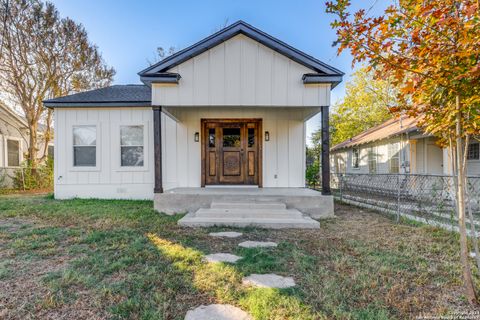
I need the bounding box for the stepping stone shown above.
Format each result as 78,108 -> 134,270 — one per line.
470,252 -> 477,258
204,253 -> 242,264
238,241 -> 277,248
209,231 -> 243,238
242,273 -> 295,289
185,304 -> 252,320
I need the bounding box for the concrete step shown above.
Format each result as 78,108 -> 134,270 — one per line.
194,208 -> 303,219
210,201 -> 286,210
178,214 -> 320,229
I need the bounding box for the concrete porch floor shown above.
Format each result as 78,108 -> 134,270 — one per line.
154,187 -> 334,219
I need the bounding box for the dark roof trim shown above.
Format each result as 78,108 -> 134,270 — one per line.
139,20 -> 344,77
44,101 -> 151,108
140,73 -> 181,86
302,74 -> 343,88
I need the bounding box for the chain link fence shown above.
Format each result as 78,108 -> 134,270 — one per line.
330,173 -> 480,234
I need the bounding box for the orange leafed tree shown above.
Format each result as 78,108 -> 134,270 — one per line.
326,0 -> 480,304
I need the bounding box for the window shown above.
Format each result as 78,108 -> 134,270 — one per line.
223,128 -> 241,147
467,143 -> 479,160
120,125 -> 144,167
208,128 -> 215,147
352,148 -> 359,169
368,147 -> 377,174
73,126 -> 96,167
388,143 -> 400,173
7,139 -> 20,167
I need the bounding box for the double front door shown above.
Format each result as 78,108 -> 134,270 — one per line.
202,119 -> 262,186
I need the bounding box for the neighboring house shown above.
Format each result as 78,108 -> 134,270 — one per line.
43,21 -> 343,220
331,116 -> 480,176
0,103 -> 53,188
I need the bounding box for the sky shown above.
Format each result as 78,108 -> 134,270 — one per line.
49,0 -> 391,142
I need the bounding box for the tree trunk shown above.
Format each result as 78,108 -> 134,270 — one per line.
28,120 -> 38,169
455,95 -> 478,304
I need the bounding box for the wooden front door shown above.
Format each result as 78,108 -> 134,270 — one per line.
202,119 -> 262,186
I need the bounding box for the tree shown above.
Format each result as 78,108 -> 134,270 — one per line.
326,0 -> 480,304
148,46 -> 176,66
0,0 -> 115,168
330,66 -> 395,146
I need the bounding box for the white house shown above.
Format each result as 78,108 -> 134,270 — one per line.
0,103 -> 53,188
44,21 -> 343,226
331,116 -> 480,176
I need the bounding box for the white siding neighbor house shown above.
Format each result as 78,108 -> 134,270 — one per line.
0,103 -> 53,188
331,116 -> 480,176
44,21 -> 343,225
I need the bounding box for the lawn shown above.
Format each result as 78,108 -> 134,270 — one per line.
0,194 -> 478,319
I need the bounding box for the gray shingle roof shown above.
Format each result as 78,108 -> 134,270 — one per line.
44,85 -> 151,108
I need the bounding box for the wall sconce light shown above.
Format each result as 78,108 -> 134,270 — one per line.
265,131 -> 270,141
194,132 -> 199,142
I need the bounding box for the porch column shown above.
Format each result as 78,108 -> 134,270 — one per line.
153,106 -> 163,193
321,105 -> 331,195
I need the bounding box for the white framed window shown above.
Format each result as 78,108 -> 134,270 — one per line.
120,125 -> 144,167
467,142 -> 479,160
368,147 -> 377,174
73,126 -> 97,167
6,138 -> 21,167
352,148 -> 360,169
388,142 -> 400,173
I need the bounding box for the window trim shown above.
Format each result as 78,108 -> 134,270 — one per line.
3,136 -> 22,168
368,146 -> 377,174
114,121 -> 149,172
388,142 -> 400,174
69,124 -> 100,172
352,147 -> 360,170
467,142 -> 480,161
120,124 -> 145,168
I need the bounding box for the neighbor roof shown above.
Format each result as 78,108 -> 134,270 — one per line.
43,85 -> 151,108
139,20 -> 344,87
331,116 -> 422,152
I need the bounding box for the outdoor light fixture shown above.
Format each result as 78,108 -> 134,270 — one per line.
194,132 -> 199,142
265,131 -> 270,141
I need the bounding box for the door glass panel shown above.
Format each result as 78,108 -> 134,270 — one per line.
209,128 -> 215,147
248,128 -> 255,147
223,128 -> 241,147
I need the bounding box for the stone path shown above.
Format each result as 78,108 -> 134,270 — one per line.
204,253 -> 242,264
238,241 -> 277,248
242,273 -> 296,289
188,233 -> 288,318
185,304 -> 252,320
209,231 -> 243,238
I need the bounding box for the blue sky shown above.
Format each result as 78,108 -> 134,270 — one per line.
50,0 -> 390,140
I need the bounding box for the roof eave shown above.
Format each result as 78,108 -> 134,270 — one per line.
140,73 -> 181,87
44,101 -> 152,108
302,74 -> 343,89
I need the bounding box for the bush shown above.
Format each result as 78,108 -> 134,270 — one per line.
305,162 -> 320,188
13,158 -> 54,190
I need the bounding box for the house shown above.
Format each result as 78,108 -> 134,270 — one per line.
43,21 -> 343,224
330,116 -> 480,176
0,103 -> 53,188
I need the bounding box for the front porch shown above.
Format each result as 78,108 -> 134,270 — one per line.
154,187 -> 334,219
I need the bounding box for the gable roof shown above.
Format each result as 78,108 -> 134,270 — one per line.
331,116 -> 422,152
0,102 -> 28,128
43,85 -> 151,108
139,20 -> 343,86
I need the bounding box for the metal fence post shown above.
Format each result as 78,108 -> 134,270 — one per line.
339,173 -> 343,202
396,174 -> 401,223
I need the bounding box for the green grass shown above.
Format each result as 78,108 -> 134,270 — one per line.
0,194 -> 478,319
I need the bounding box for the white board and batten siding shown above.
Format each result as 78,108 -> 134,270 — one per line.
161,107 -> 307,190
152,34 -> 330,107
54,108 -> 155,199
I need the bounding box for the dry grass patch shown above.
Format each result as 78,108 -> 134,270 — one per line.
0,195 -> 478,319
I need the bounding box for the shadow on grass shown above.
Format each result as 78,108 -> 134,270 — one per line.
146,233 -> 321,320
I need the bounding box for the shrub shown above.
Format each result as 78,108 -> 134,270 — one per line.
13,158 -> 54,190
